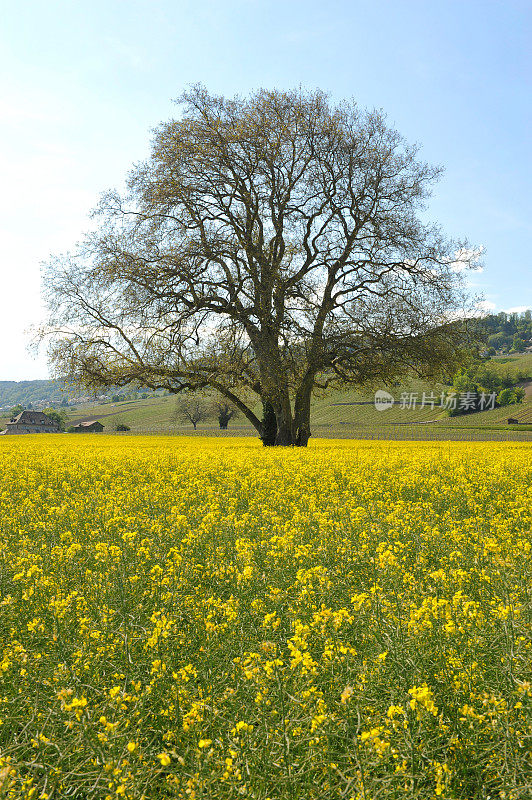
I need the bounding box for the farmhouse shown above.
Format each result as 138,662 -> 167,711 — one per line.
71,420 -> 104,432
1,410 -> 61,435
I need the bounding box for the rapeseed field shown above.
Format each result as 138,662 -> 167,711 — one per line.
0,436 -> 530,799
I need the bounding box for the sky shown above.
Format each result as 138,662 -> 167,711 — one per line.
1,0 -> 531,380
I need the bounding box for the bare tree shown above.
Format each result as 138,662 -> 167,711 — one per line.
174,395 -> 209,430
211,397 -> 239,429
41,86 -> 480,446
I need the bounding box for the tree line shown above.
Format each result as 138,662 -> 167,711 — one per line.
477,310 -> 532,354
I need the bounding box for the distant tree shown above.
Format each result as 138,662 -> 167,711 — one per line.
487,332 -> 509,350
174,395 -> 210,430
497,387 -> 524,407
501,371 -> 515,389
510,336 -> 526,353
115,423 -> 131,431
43,408 -> 68,431
449,361 -> 528,416
211,397 -> 239,429
473,366 -> 502,394
10,404 -> 24,417
452,372 -> 476,394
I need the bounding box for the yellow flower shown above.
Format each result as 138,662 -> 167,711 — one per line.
341,686 -> 354,704
0,434 -> 530,795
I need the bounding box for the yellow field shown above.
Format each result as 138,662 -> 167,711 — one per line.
0,436 -> 531,799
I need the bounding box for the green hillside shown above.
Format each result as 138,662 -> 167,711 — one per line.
489,352 -> 532,378
2,353 -> 531,441
0,380 -> 67,410
60,375 -> 531,440
441,401 -> 532,427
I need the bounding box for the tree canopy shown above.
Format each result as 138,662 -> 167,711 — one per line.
41,86 -> 480,445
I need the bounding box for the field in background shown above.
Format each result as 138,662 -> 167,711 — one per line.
0,435 -> 530,798
1,353 -> 531,441
490,352 -> 532,377
61,353 -> 532,441
64,384 -> 532,443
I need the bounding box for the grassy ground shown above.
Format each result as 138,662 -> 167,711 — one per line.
489,352 -> 532,377
60,385 -> 532,442
2,354 -> 531,441
0,435 -> 530,798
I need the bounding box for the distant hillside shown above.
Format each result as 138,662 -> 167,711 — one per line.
0,380 -> 67,411
0,379 -> 168,418
2,350 -> 531,436
0,380 -> 116,412
478,310 -> 532,353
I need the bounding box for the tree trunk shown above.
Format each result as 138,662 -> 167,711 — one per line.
261,401 -> 277,446
260,389 -> 312,447
295,425 -> 311,447
293,378 -> 313,447
260,399 -> 294,446
274,414 -> 293,446
274,388 -> 295,446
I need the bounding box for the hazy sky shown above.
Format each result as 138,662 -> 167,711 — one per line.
1,0 -> 531,380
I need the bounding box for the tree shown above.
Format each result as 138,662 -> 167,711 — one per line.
487,332 -> 511,352
514,387 -> 526,403
41,86 -> 479,446
174,395 -> 209,430
211,396 -> 239,429
497,388 -> 521,407
510,336 -> 526,353
10,404 -> 25,417
452,372 -> 476,395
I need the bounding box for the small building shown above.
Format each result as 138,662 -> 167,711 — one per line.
71,420 -> 104,433
1,410 -> 61,435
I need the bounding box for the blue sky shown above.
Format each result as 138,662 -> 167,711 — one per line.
1,0 -> 530,380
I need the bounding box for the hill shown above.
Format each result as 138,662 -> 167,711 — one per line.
54,371 -> 532,442
479,309 -> 532,353
2,353 -> 531,442
0,380 -> 68,411
0,380 -> 167,414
